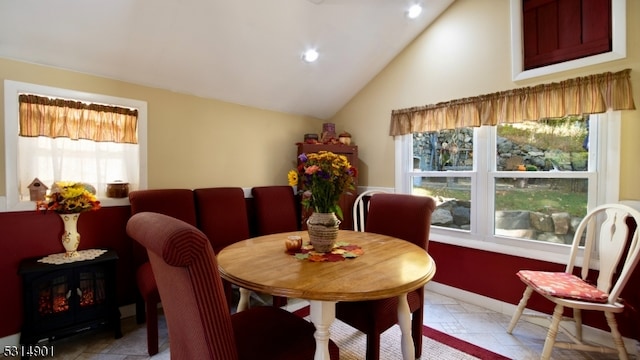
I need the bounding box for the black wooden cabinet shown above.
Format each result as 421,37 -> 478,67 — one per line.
19,250 -> 122,351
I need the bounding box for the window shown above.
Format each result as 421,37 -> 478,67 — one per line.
510,0 -> 626,81
395,112 -> 620,261
522,0 -> 612,70
390,69 -> 632,261
410,128 -> 473,231
3,80 -> 148,212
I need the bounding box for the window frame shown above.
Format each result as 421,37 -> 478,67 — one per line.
3,80 -> 148,212
395,111 -> 620,265
510,0 -> 626,81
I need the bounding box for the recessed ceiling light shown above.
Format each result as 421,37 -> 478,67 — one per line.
302,49 -> 319,63
407,4 -> 423,19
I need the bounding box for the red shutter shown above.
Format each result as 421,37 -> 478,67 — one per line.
523,0 -> 611,70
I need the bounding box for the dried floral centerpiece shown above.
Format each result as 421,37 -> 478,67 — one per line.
288,151 -> 357,252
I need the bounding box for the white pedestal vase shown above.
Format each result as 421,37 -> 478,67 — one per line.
59,213 -> 81,258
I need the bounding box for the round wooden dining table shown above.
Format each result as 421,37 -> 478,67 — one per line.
217,230 -> 436,360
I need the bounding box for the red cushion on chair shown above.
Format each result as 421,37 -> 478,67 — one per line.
517,270 -> 609,303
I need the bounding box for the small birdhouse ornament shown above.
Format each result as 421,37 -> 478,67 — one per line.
28,178 -> 48,201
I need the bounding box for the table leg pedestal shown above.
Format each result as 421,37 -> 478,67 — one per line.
237,287 -> 251,312
309,300 -> 336,360
397,293 -> 414,360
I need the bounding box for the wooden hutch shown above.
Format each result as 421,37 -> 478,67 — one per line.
297,143 -> 358,230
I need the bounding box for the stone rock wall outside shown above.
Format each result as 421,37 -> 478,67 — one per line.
413,128 -> 587,243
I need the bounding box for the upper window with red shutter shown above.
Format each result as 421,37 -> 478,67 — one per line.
510,0 -> 625,81
523,0 -> 611,70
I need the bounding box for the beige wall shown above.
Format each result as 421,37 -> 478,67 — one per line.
333,0 -> 640,201
2,0 -> 639,199
0,58 -> 324,195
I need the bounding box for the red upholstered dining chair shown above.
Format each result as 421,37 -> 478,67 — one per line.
126,212 -> 339,360
193,187 -> 251,306
251,185 -> 300,235
128,189 -> 197,356
507,203 -> 640,360
335,193 -> 436,360
193,187 -> 250,254
250,185 -> 300,307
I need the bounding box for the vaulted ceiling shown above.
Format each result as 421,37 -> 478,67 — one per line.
0,0 -> 454,119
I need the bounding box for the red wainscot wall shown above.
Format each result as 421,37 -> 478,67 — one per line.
1,203 -> 638,342
0,206 -> 135,339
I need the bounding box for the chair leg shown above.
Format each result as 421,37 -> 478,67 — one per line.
145,300 -> 159,356
605,311 -> 630,360
541,304 -> 563,360
507,286 -> 533,334
412,309 -> 423,358
272,295 -> 288,308
135,296 -> 146,324
365,333 -> 381,360
573,308 -> 583,341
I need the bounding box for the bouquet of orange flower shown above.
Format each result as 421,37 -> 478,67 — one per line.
36,181 -> 101,214
288,151 -> 357,219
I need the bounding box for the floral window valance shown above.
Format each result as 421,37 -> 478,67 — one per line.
19,94 -> 139,144
389,69 -> 635,136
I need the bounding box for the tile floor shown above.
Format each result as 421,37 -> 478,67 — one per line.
422,290 -> 637,360
38,289 -> 639,359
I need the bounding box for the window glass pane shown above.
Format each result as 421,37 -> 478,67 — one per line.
18,136 -> 139,200
494,177 -> 588,244
413,128 -> 473,171
400,111 -> 615,256
412,176 -> 471,231
497,116 -> 589,172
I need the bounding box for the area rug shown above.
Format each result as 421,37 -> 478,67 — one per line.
294,306 -> 511,360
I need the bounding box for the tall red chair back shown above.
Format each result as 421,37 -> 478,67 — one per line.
128,188 -> 197,355
194,187 -> 250,254
127,212 -> 339,360
336,193 -> 436,360
251,186 -> 299,235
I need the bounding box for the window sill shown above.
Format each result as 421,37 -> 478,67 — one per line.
0,196 -> 130,213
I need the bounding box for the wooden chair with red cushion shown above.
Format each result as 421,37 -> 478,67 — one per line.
335,193 -> 436,360
126,212 -> 339,360
507,203 -> 640,360
128,189 -> 197,356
